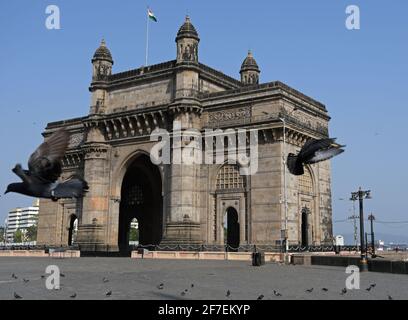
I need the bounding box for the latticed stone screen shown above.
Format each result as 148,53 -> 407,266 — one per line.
123,184 -> 144,206
216,165 -> 245,190
298,168 -> 313,195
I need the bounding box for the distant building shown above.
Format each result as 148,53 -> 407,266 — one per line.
335,235 -> 344,246
5,199 -> 39,243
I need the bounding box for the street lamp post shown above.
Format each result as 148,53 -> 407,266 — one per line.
368,214 -> 376,258
350,187 -> 371,272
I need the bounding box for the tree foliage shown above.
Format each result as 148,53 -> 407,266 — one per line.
26,225 -> 38,242
14,229 -> 24,243
129,228 -> 139,242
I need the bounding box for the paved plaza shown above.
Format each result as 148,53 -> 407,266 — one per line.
0,257 -> 407,300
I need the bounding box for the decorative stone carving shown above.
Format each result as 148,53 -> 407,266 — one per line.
208,107 -> 251,124
68,132 -> 85,149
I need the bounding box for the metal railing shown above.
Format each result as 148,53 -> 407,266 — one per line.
0,244 -> 360,253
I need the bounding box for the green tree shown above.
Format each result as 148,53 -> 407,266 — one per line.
26,225 -> 37,242
129,228 -> 139,242
14,229 -> 23,243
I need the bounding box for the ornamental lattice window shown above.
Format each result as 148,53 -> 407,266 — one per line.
298,168 -> 313,195
123,184 -> 144,206
216,165 -> 245,190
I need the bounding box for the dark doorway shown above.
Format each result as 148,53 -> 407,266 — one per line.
68,215 -> 78,246
301,208 -> 309,247
224,207 -> 240,252
119,154 -> 162,253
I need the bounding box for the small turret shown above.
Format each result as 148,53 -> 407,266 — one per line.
240,50 -> 260,85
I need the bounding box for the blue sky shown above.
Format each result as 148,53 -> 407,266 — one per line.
0,0 -> 407,241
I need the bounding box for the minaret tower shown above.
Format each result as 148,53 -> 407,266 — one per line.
89,39 -> 114,115
163,16 -> 203,245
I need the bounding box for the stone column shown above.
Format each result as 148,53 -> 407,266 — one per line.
76,123 -> 111,251
161,108 -> 203,246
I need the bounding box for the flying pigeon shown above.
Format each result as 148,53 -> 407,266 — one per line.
5,128 -> 89,201
287,138 -> 345,176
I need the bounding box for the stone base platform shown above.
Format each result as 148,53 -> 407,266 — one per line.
131,250 -> 284,262
0,250 -> 80,258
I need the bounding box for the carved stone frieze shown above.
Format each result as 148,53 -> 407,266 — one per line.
208,107 -> 251,124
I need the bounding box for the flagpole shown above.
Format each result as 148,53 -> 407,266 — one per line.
145,8 -> 149,66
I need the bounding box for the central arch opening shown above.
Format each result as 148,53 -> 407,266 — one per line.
224,207 -> 240,251
119,154 -> 162,253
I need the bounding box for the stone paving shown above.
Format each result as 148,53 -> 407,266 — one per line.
0,257 -> 407,300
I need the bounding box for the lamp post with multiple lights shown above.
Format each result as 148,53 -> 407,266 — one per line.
350,187 -> 372,271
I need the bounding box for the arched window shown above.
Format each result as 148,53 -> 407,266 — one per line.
216,165 -> 245,190
298,168 -> 313,195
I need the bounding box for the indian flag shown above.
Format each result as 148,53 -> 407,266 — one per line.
148,8 -> 157,22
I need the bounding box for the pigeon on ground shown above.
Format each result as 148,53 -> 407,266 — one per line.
181,291 -> 186,297
306,288 -> 314,293
257,295 -> 264,300
5,128 -> 89,201
106,290 -> 112,297
23,278 -> 29,283
70,293 -> 77,299
388,295 -> 393,300
157,283 -> 164,290
103,277 -> 109,283
14,292 -> 22,299
366,286 -> 373,292
191,284 -> 194,288
340,288 -> 347,295
287,138 -> 345,176
273,290 -> 282,297
322,288 -> 329,292
60,273 -> 66,278
226,290 -> 231,297
11,273 -> 18,279
370,283 -> 376,288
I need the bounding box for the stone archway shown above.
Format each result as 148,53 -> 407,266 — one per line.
118,154 -> 162,252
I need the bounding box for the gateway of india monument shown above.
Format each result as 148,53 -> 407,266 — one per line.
37,16 -> 333,253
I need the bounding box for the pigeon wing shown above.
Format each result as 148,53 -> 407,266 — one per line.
307,148 -> 344,164
299,138 -> 336,162
28,129 -> 70,182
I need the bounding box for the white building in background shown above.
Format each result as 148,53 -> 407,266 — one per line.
5,199 -> 39,243
335,235 -> 345,246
